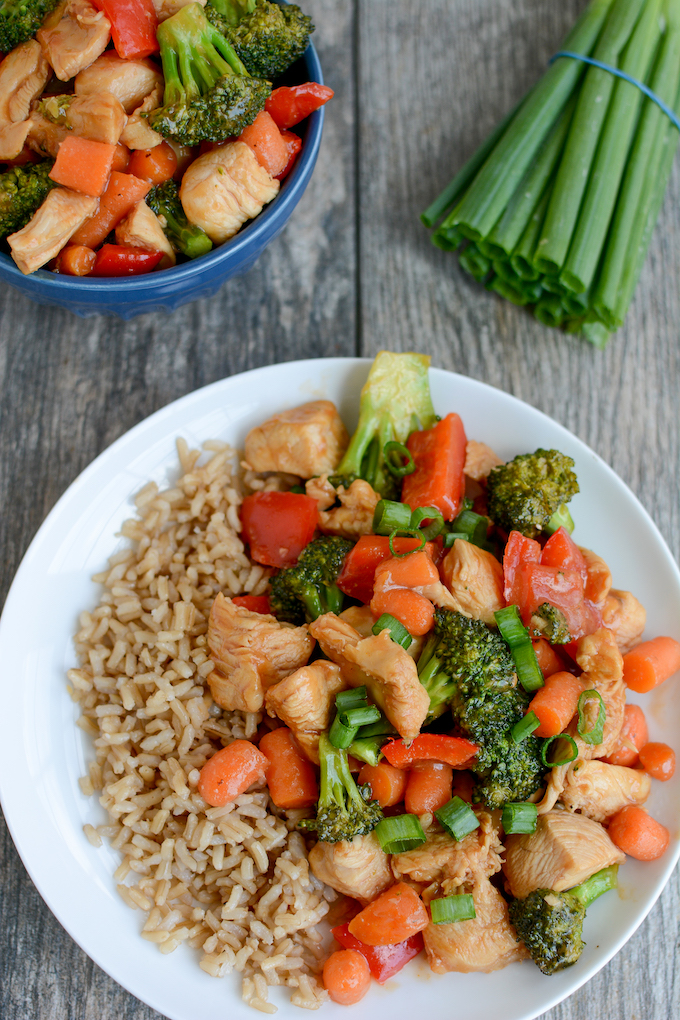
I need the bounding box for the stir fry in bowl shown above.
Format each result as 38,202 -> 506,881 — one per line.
0,0 -> 332,276
70,352 -> 678,1010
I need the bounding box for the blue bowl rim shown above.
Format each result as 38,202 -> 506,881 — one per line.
0,37 -> 325,295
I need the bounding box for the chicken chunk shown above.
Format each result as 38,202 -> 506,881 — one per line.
8,188 -> 97,274
153,0 -> 206,22
560,759 -> 651,822
0,39 -> 50,128
180,141 -> 279,244
264,660 -> 345,764
575,627 -> 624,685
38,0 -> 111,82
28,93 -> 127,157
308,833 -> 392,904
602,589 -> 647,654
115,200 -> 176,270
392,812 -> 503,893
246,401 -> 349,479
207,593 -> 314,713
440,540 -> 505,626
0,120 -> 32,161
75,52 -> 163,114
119,84 -> 164,149
423,879 -> 528,974
579,546 -> 612,605
464,440 -> 503,481
317,479 -> 380,539
503,809 -> 624,900
338,605 -> 375,638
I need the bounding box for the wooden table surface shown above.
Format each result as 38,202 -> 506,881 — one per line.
1,1 -> 679,1017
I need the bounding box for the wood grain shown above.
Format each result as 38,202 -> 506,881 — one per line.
0,2 -> 678,1018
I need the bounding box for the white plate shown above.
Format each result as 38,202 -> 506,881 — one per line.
1,358 -> 679,1020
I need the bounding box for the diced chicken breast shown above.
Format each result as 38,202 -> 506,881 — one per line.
308,833 -> 393,904
38,0 -> 111,82
560,759 -> 651,822
575,627 -> 624,685
264,659 -> 346,763
75,52 -> 163,114
579,546 -> 612,605
602,588 -> 647,654
115,200 -> 175,270
64,92 -> 127,145
0,40 -> 51,127
27,110 -> 67,158
503,809 -> 624,900
392,812 -> 503,892
440,540 -> 505,625
153,0 -> 206,22
8,187 -> 97,274
119,84 -> 164,149
207,593 -> 314,713
317,479 -> 380,539
180,141 -> 279,244
0,119 -> 33,160
246,401 -> 349,479
464,440 -> 503,481
338,605 -> 425,660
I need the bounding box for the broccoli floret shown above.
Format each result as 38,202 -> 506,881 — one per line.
269,535 -> 354,624
418,608 -> 545,809
333,351 -> 437,500
530,602 -> 572,644
509,865 -> 619,975
0,0 -> 59,51
299,733 -> 383,843
486,449 -> 579,539
0,160 -> 56,241
148,2 -> 271,146
207,0 -> 313,80
147,179 -> 213,259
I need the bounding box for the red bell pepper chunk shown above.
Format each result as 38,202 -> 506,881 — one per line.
265,83 -> 334,130
231,594 -> 272,615
382,733 -> 478,770
93,0 -> 159,59
503,530 -> 541,607
336,535 -> 436,605
541,527 -> 588,586
331,923 -> 423,984
91,244 -> 164,276
240,491 -> 318,568
401,413 -> 467,521
274,128 -> 303,180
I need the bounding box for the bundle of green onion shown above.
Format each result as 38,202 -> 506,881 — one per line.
422,0 -> 680,347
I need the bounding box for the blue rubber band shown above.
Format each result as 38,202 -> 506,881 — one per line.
550,50 -> 680,132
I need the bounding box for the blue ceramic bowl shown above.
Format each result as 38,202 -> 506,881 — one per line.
0,41 -> 325,319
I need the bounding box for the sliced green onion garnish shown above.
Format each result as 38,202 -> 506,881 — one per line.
342,704 -> 382,728
336,687 -> 368,713
372,613 -> 413,649
435,796 -> 480,841
329,714 -> 358,749
495,606 -> 544,692
577,689 -> 606,745
357,715 -> 397,739
510,711 -> 540,744
494,605 -> 529,648
389,529 -> 426,557
430,893 -> 476,924
375,813 -> 427,853
541,733 -> 578,768
501,802 -> 538,834
373,499 -> 413,535
545,503 -> 575,535
348,735 -> 388,767
383,441 -> 416,477
410,505 -> 445,540
443,509 -> 493,551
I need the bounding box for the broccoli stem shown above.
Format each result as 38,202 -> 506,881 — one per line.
570,864 -> 619,909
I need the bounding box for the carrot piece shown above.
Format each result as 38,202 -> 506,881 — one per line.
111,143 -> 131,173
404,761 -> 453,816
357,761 -> 407,808
127,141 -> 178,184
258,727 -> 318,809
322,949 -> 371,1005
374,549 -> 440,590
337,537 -> 437,604
238,110 -> 289,178
528,671 -> 585,739
603,703 -> 648,767
623,637 -> 680,693
638,742 -> 676,782
49,135 -> 117,197
348,883 -> 429,946
451,769 -> 476,802
607,804 -> 670,861
532,638 -> 566,679
70,171 -> 151,249
382,733 -> 478,770
53,245 -> 96,276
401,413 -> 468,520
370,586 -> 434,637
198,739 -> 269,807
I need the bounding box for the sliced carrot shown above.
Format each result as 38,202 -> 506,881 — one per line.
348,883 -> 429,946
238,110 -> 289,178
70,171 -> 151,249
638,742 -> 676,782
402,413 -> 468,520
53,245 -> 96,276
623,636 -> 680,693
528,671 -> 585,739
111,143 -> 131,173
357,761 -> 407,808
532,638 -> 566,679
404,761 -> 453,816
374,549 -> 440,590
322,949 -> 371,1005
603,703 -> 648,767
258,727 -> 318,809
369,586 -> 434,636
49,135 -> 117,197
607,804 -> 670,861
127,140 -> 178,184
198,739 -> 269,807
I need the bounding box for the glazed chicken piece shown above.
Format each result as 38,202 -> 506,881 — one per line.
560,759 -> 651,822
153,0 -> 206,22
207,593 -> 314,713
316,479 -> 380,539
28,93 -> 127,157
8,188 -> 97,274
423,879 -> 528,974
463,440 -> 503,481
38,0 -> 111,81
308,832 -> 393,904
439,539 -> 505,626
0,40 -> 51,160
602,588 -> 647,654
180,141 -> 279,244
245,401 -> 349,479
119,84 -> 164,150
308,615 -> 429,743
75,52 -> 163,114
337,605 -> 425,660
392,812 -> 503,892
115,200 -> 176,270
503,809 -> 624,900
579,546 -> 612,605
264,659 -> 346,764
